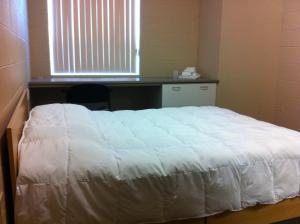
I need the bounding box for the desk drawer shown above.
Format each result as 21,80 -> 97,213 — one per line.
162,83 -> 216,107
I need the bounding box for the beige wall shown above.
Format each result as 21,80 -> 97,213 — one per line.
27,0 -> 300,130
216,0 -> 283,123
27,0 -> 50,77
140,0 -> 200,76
198,0 -> 300,130
28,0 -> 201,77
197,0 -> 222,79
0,0 -> 30,222
274,0 -> 300,130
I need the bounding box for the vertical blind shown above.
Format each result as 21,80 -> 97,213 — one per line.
47,0 -> 140,75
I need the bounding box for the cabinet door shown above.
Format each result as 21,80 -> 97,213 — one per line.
162,83 -> 216,107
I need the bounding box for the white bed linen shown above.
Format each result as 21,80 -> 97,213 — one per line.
15,104 -> 300,224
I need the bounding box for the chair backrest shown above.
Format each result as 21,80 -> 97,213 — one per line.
66,84 -> 111,110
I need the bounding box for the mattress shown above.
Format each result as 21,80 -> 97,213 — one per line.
15,104 -> 300,224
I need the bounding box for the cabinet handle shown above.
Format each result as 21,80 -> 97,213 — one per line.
172,86 -> 181,91
200,86 -> 208,91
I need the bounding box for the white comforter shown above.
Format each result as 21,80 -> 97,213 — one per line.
16,104 -> 300,224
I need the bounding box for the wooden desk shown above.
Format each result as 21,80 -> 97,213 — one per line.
29,76 -> 218,110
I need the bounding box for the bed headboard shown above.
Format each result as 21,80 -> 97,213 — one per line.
6,89 -> 29,200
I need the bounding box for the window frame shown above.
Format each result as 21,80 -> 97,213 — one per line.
47,0 -> 141,76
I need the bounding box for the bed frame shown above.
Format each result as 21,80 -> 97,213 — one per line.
6,89 -> 300,224
6,89 -> 28,201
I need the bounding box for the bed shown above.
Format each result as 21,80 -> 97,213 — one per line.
7,90 -> 300,224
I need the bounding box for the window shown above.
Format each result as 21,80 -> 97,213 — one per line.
47,0 -> 140,76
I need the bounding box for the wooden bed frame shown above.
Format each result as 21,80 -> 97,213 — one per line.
6,89 -> 28,201
6,89 -> 300,224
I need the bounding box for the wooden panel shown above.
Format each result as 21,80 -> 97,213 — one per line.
207,198 -> 300,224
6,90 -> 28,200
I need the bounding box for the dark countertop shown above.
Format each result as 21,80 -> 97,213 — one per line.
29,76 -> 219,87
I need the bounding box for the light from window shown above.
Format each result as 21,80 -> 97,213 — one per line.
47,0 -> 140,76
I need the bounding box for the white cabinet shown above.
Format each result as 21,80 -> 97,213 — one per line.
162,83 -> 216,107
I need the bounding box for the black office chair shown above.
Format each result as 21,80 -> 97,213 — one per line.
66,84 -> 111,111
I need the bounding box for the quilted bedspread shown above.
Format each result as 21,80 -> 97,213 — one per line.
15,104 -> 300,223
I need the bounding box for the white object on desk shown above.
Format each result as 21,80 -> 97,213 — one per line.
162,83 -> 216,107
178,67 -> 201,80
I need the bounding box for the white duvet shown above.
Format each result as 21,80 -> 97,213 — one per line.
15,104 -> 300,224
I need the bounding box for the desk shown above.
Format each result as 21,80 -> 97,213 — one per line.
29,76 -> 218,87
29,76 -> 218,110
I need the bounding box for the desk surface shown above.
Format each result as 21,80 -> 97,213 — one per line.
29,76 -> 218,87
